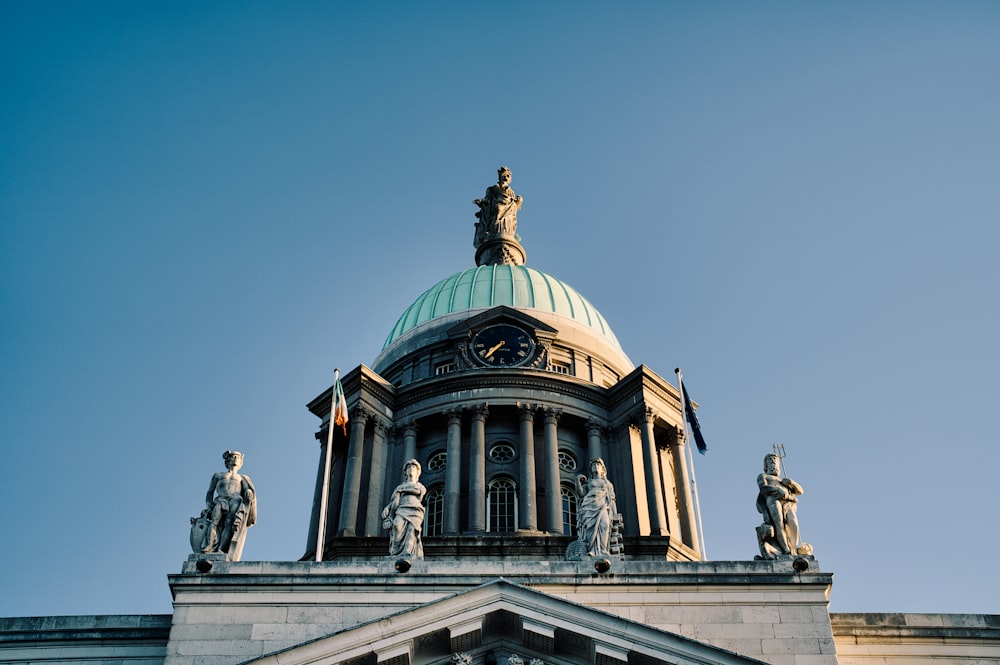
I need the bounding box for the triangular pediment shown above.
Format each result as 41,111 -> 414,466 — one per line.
242,579 -> 766,665
447,306 -> 559,340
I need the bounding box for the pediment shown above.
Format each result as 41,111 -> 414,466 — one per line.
242,579 -> 765,665
447,306 -> 559,341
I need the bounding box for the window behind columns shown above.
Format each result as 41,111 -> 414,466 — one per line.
561,485 -> 578,536
424,485 -> 445,536
487,477 -> 518,532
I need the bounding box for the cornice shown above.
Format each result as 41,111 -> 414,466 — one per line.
394,370 -> 609,417
607,365 -> 682,416
307,364 -> 396,418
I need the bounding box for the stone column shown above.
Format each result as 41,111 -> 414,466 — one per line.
443,409 -> 462,535
658,437 -> 682,538
402,420 -> 418,462
518,403 -> 538,532
586,418 -> 604,464
338,407 -> 371,537
542,407 -> 563,534
639,406 -> 668,536
671,426 -> 699,553
363,418 -> 390,536
305,428 -> 328,554
468,404 -> 488,533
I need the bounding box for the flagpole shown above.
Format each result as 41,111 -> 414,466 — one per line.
676,368 -> 708,560
315,368 -> 339,562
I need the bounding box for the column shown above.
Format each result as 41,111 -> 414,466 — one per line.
639,406 -> 668,535
443,409 -> 462,535
468,404 -> 488,532
586,418 -> 604,464
338,407 -> 371,537
671,426 -> 700,553
305,428 -> 329,555
542,407 -> 563,534
518,403 -> 538,532
363,418 -> 390,536
402,420 -> 418,462
658,436 -> 682,538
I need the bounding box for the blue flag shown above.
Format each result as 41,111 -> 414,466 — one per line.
681,381 -> 708,455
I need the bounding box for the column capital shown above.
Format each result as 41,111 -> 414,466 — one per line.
640,405 -> 658,424
443,408 -> 462,425
586,417 -> 606,437
471,403 -> 489,420
372,417 -> 390,436
607,419 -> 636,440
403,419 -> 419,438
350,406 -> 374,424
517,402 -> 536,421
542,406 -> 562,424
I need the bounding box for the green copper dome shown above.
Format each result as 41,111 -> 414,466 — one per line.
382,265 -> 622,350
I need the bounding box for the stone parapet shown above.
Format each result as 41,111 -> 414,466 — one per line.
831,613 -> 1000,664
166,559 -> 836,665
0,615 -> 171,665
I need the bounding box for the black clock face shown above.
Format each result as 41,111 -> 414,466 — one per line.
471,324 -> 535,367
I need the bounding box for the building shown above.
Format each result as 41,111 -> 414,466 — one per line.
2,171 -> 998,665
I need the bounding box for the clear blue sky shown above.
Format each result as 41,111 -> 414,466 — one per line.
2,1 -> 998,618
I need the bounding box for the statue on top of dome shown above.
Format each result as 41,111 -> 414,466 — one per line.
473,166 -> 527,266
474,166 -> 522,243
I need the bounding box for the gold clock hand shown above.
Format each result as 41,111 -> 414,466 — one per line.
484,340 -> 506,359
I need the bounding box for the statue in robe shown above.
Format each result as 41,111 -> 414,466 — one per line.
382,459 -> 427,559
474,165 -> 522,245
574,458 -> 621,558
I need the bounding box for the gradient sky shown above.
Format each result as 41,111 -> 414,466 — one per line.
2,2 -> 998,618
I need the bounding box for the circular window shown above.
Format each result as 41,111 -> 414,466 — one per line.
489,444 -> 516,464
557,450 -> 577,472
426,451 -> 447,472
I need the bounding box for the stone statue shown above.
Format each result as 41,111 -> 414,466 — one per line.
381,459 -> 427,559
474,165 -> 522,244
569,458 -> 623,559
755,453 -> 811,559
190,450 -> 257,562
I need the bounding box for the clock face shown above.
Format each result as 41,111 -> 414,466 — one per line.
471,324 -> 536,367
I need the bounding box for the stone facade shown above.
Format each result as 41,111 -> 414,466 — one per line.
162,558 -> 835,665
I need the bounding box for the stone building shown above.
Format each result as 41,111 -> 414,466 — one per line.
2,172 -> 997,665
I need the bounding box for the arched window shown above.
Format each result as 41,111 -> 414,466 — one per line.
487,478 -> 518,532
423,486 -> 445,537
561,484 -> 578,537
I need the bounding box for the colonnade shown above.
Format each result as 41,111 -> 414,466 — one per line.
323,401 -> 700,551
